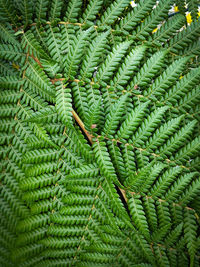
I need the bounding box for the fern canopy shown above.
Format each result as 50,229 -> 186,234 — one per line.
0,0 -> 200,266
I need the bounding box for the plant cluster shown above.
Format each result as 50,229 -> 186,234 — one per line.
0,0 -> 200,266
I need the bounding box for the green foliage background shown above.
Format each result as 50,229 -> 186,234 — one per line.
0,0 -> 200,266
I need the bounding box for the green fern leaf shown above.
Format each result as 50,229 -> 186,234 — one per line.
96,41 -> 132,84
44,24 -> 62,64
150,166 -> 183,198
65,27 -> 92,79
158,120 -> 197,158
0,23 -> 20,47
165,172 -> 197,203
132,106 -> 169,147
35,0 -> 50,23
17,0 -> 33,26
116,101 -> 149,140
80,0 -> 103,25
80,31 -> 110,80
0,0 -> 17,25
64,0 -> 82,23
168,19 -> 200,54
93,139 -> 118,183
49,0 -> 63,22
98,0 -> 130,26
145,57 -> 189,99
150,13 -> 185,46
134,0 -> 173,40
103,93 -> 129,138
110,45 -> 146,91
127,194 -> 150,239
184,209 -> 197,267
129,50 -> 167,89
115,0 -> 155,33
55,81 -> 72,125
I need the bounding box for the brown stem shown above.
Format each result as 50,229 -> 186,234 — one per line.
71,109 -> 93,145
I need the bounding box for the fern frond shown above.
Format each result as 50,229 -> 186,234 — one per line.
129,50 -> 167,89
153,245 -> 170,267
134,0 -> 173,40
103,93 -> 129,138
178,178 -> 200,206
93,139 -> 118,183
0,23 -> 20,46
158,120 -> 197,158
35,0 -> 50,23
143,196 -> 158,232
180,40 -> 200,57
98,0 -> 130,26
101,176 -> 133,228
0,61 -> 18,76
150,13 -> 185,46
96,40 -> 132,84
64,0 -> 82,23
139,163 -> 166,194
16,227 -> 46,246
121,144 -> 136,184
0,0 -> 17,25
176,85 -> 200,112
44,24 -> 62,64
168,19 -> 200,54
22,148 -> 61,164
146,116 -> 183,152
127,194 -> 150,239
21,30 -> 49,59
174,136 -> 200,165
145,57 -> 189,99
164,172 -> 197,203
80,31 -> 109,80
132,106 -> 169,147
107,140 -> 127,182
0,76 -> 22,90
20,87 -> 48,112
49,0 -> 64,22
17,0 -> 33,26
115,0 -> 155,33
184,209 -> 197,266
150,166 -> 183,198
24,61 -> 55,102
80,0 -> 103,25
0,90 -> 21,104
165,222 -> 183,247
41,58 -> 60,78
65,27 -> 92,79
156,200 -> 171,228
55,81 -> 72,125
71,81 -> 88,121
164,66 -> 200,105
85,98 -> 104,133
25,106 -> 57,124
0,44 -> 26,65
116,101 -> 149,140
110,45 -> 146,91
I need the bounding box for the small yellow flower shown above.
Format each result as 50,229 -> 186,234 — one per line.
152,28 -> 158,33
174,6 -> 179,13
186,12 -> 192,25
179,75 -> 184,80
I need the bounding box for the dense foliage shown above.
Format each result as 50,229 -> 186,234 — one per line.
0,0 -> 200,266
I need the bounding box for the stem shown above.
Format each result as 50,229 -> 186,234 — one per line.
72,109 -> 93,145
